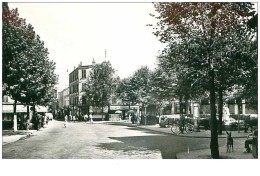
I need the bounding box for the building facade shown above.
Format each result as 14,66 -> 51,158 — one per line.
58,87 -> 70,109
69,62 -> 93,116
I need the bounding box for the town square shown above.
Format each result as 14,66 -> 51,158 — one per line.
1,1 -> 259,175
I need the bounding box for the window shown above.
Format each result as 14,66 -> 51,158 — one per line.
75,72 -> 78,80
82,83 -> 86,92
82,70 -> 86,78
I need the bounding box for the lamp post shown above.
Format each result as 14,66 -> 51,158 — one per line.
193,102 -> 200,131
234,94 -> 241,133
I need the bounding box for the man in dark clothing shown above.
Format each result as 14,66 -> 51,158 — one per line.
244,129 -> 258,153
32,114 -> 39,130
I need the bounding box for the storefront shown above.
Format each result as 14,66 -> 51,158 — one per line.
2,104 -> 48,121
108,105 -> 140,121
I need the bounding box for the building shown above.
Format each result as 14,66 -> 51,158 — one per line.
169,98 -> 257,120
2,95 -> 48,120
69,61 -> 94,116
58,87 -> 69,109
2,95 -> 48,130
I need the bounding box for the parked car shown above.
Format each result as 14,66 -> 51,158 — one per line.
159,118 -> 174,128
45,113 -> 53,120
159,115 -> 180,128
224,118 -> 245,130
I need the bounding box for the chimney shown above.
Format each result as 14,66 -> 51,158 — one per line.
92,57 -> 96,65
79,61 -> 82,66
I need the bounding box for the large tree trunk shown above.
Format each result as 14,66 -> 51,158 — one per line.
13,99 -> 17,132
218,90 -> 223,135
209,69 -> 219,159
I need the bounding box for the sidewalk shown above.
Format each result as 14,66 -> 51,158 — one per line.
107,121 -> 256,159
2,122 -> 53,146
2,130 -> 36,146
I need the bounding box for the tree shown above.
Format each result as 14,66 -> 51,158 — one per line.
88,61 -> 115,120
156,44 -> 207,133
116,78 -> 135,107
150,68 -> 175,116
2,2 -> 58,130
241,13 -> 258,111
152,2 -> 255,158
131,66 -> 152,107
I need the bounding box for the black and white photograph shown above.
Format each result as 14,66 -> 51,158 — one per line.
1,0 -> 259,173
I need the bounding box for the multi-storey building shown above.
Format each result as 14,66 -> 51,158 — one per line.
69,61 -> 94,116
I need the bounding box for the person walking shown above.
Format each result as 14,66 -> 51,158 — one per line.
89,113 -> 93,124
64,115 -> 68,128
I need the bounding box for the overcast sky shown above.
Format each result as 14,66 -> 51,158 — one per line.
8,3 -> 166,91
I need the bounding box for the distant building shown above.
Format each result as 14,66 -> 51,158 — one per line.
69,61 -> 93,116
58,91 -> 64,108
58,87 -> 69,108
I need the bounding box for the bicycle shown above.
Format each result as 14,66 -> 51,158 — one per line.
171,122 -> 195,134
184,123 -> 195,133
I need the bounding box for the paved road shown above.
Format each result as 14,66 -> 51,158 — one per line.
2,120 -> 226,159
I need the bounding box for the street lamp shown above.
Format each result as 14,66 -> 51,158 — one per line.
234,93 -> 241,133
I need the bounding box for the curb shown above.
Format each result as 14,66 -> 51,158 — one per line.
3,132 -> 34,146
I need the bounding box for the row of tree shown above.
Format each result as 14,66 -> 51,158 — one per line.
94,2 -> 257,159
149,2 -> 257,158
2,3 -> 58,131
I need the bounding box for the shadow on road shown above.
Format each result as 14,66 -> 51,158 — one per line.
96,125 -> 225,159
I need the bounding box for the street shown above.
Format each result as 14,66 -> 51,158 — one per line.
2,120 -> 226,159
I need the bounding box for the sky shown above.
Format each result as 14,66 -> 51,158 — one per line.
8,3 -> 166,92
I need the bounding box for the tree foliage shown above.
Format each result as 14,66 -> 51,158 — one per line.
2,2 -> 58,107
116,66 -> 152,107
88,61 -> 116,110
152,2 -> 256,158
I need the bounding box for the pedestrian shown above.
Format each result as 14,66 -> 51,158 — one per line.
41,115 -> 45,127
89,113 -> 93,124
26,117 -> 30,130
64,115 -> 68,128
244,129 -> 258,153
37,114 -> 42,130
46,116 -> 49,125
